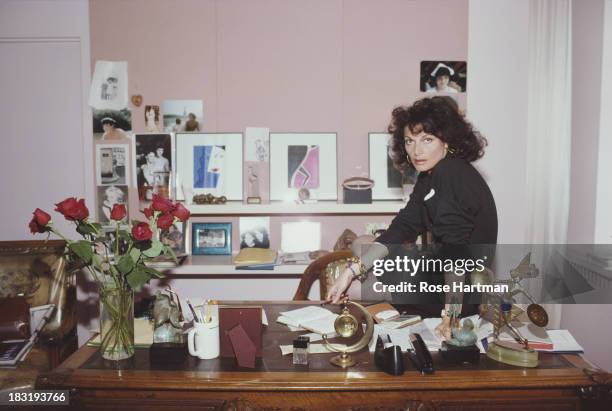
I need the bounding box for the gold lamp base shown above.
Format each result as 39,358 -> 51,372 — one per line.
487,340 -> 539,368
330,352 -> 356,368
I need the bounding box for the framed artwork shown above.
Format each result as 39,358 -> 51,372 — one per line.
95,143 -> 129,186
239,217 -> 270,249
368,133 -> 404,200
269,132 -> 337,201
160,221 -> 188,256
133,133 -> 173,201
175,133 -> 243,201
192,222 -> 232,255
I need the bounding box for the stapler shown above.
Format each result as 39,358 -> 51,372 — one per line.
408,333 -> 434,375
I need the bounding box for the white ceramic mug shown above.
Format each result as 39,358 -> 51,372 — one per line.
188,318 -> 219,359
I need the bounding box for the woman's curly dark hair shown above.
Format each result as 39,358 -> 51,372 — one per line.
387,96 -> 487,171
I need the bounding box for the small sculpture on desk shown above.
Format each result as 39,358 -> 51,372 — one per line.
152,290 -> 184,344
448,318 -> 478,347
439,318 -> 480,364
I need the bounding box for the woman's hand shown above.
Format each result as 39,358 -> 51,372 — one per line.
325,265 -> 356,304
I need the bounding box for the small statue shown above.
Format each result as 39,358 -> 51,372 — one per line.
447,318 -> 478,347
152,290 -> 184,344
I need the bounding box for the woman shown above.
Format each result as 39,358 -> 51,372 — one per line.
145,106 -> 159,132
426,63 -> 459,93
184,113 -> 200,132
101,117 -> 128,140
327,97 -> 497,321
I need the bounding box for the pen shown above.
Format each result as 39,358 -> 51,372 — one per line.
186,298 -> 200,323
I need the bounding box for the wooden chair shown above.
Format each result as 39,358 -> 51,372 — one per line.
293,250 -> 353,300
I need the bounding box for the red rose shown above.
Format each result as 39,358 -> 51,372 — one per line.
157,213 -> 175,230
151,195 -> 174,213
143,207 -> 153,219
55,197 -> 89,221
132,222 -> 153,241
172,203 -> 190,222
110,204 -> 127,221
28,208 -> 51,234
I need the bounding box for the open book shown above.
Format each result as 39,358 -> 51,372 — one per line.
277,306 -> 338,335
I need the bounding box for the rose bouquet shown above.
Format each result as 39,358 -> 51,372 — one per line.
29,195 -> 190,360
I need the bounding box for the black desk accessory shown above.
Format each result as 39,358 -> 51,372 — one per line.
374,334 -> 404,375
439,341 -> 481,364
408,333 -> 434,375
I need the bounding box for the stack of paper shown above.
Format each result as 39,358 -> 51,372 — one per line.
277,306 -> 338,335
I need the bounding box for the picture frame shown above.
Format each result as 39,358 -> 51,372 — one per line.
132,133 -> 173,202
191,222 -> 232,255
269,132 -> 337,201
368,133 -> 404,200
175,133 -> 243,201
95,142 -> 130,186
160,220 -> 188,256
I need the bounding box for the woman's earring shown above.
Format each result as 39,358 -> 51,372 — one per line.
447,147 -> 456,156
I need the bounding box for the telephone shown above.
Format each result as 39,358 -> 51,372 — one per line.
408,333 -> 434,375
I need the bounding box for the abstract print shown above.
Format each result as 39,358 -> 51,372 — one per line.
193,145 -> 226,188
287,145 -> 320,189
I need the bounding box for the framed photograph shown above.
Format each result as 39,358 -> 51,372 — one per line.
95,143 -> 130,186
160,221 -> 188,255
175,133 -> 243,201
369,133 -> 407,200
269,132 -> 337,201
96,185 -> 129,224
133,133 -> 172,201
95,225 -> 129,258
420,60 -> 467,93
192,222 -> 232,255
239,217 -> 270,249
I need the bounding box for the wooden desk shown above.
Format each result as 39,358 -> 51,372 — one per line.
38,302 -> 611,410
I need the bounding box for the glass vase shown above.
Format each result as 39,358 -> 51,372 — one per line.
99,286 -> 135,361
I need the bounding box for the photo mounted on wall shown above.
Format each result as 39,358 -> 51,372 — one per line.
420,61 -> 467,93
175,133 -> 243,201
95,143 -> 129,186
239,217 -> 270,249
160,221 -> 187,255
88,60 -> 128,111
93,108 -> 132,140
161,100 -> 203,132
133,134 -> 172,201
270,133 -> 337,201
144,105 -> 160,132
96,185 -> 129,224
369,133 -> 417,200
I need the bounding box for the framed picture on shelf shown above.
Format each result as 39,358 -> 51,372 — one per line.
269,132 -> 337,201
192,222 -> 232,255
160,221 -> 188,255
368,133 -> 412,200
175,133 -> 243,201
95,143 -> 130,186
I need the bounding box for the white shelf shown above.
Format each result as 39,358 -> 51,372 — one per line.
162,255 -> 307,276
187,201 -> 404,216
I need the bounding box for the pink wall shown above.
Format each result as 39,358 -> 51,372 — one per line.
89,0 -> 468,248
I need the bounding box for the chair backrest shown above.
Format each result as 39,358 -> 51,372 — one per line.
293,250 -> 354,301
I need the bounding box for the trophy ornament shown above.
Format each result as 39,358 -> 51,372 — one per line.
322,299 -> 374,368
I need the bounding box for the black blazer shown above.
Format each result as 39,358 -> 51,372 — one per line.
377,157 -> 498,247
